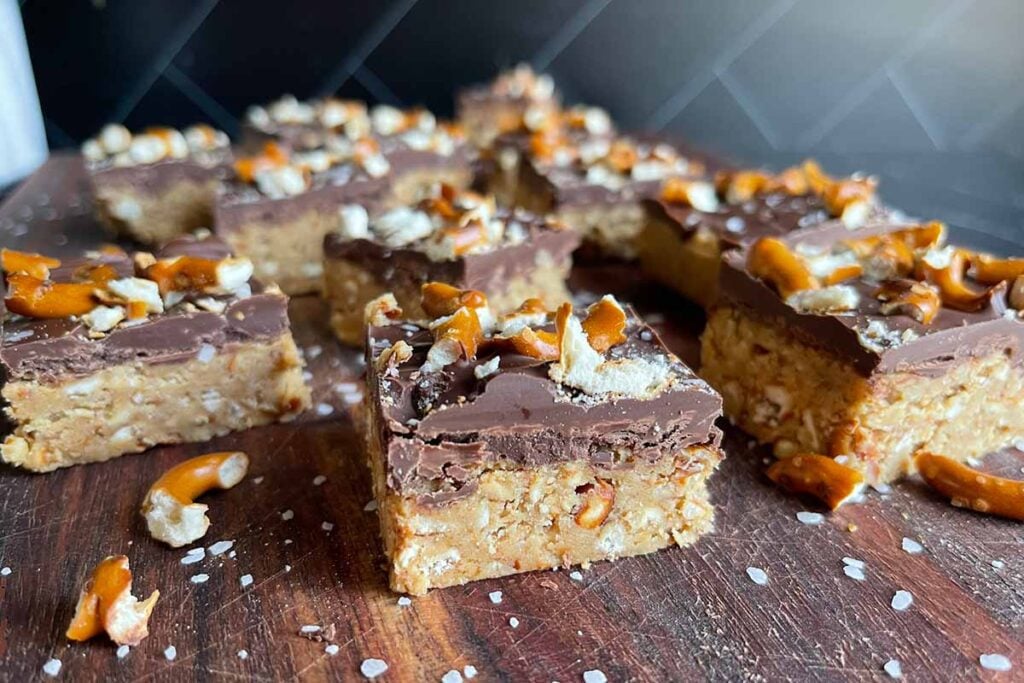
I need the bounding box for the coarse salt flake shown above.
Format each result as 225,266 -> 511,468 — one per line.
883,659 -> 902,679
208,540 -> 234,556
181,548 -> 205,565
842,557 -> 865,570
42,658 -> 61,677
979,654 -> 1012,672
844,565 -> 866,581
196,344 -> 216,363
796,511 -> 824,525
583,670 -> 608,683
488,590 -> 503,604
891,590 -> 913,611
746,567 -> 768,585
240,574 -> 253,588
361,658 -> 389,679
901,537 -> 924,554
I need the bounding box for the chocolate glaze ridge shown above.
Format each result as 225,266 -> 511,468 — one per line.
717,221 -> 1024,377
324,210 -> 580,295
367,314 -> 723,504
1,238 -> 291,383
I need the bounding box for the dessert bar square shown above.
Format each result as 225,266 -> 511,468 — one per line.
242,95 -> 369,152
513,128 -> 702,260
214,141 -> 387,295
82,124 -> 231,245
243,97 -> 474,202
217,108 -> 474,295
637,161 -> 885,307
1,235 -> 310,471
364,286 -> 723,594
701,220 -> 1024,485
323,183 -> 581,348
456,63 -> 560,148
322,184 -> 580,345
480,104 -> 615,208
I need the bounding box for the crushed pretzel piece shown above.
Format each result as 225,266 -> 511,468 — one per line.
660,178 -> 719,212
573,479 -> 615,529
66,555 -> 159,646
786,285 -> 860,314
486,326 -> 559,361
431,306 -> 482,361
550,304 -> 670,399
915,451 -> 1024,521
972,254 -> 1024,285
365,293 -> 403,327
875,279 -> 941,324
1,249 -> 61,279
580,295 -> 627,353
234,142 -> 289,183
748,237 -> 819,298
766,454 -> 865,510
4,274 -> 99,318
918,247 -> 992,312
421,282 -> 488,318
141,452 -> 250,547
376,340 -> 413,374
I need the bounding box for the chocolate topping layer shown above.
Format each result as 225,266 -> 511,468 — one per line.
215,137 -> 475,232
718,221 -> 1024,377
215,165 -> 386,232
1,238 -> 291,383
88,155 -> 231,193
324,208 -> 580,294
366,314 -> 723,504
646,191 -> 846,249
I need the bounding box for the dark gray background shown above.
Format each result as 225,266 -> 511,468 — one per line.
19,0 -> 1024,244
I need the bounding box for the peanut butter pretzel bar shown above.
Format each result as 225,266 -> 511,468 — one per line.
456,63 -> 560,148
217,110 -> 474,295
364,285 -> 723,594
323,184 -> 580,346
242,95 -> 370,152
479,104 -> 615,208
82,123 -> 231,245
637,160 -> 887,307
512,127 -> 703,260
0,235 -> 310,471
701,220 -> 1024,486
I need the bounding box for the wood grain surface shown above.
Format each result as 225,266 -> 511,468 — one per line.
0,156 -> 1022,682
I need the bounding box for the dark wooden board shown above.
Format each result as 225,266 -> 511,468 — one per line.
0,156 -> 1022,682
